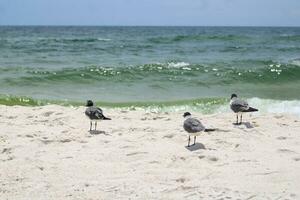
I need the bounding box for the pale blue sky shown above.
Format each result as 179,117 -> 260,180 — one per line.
0,0 -> 299,26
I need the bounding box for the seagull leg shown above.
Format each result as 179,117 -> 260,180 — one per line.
240,114 -> 243,125
90,121 -> 92,131
193,136 -> 196,145
95,121 -> 97,130
236,114 -> 239,125
188,136 -> 191,147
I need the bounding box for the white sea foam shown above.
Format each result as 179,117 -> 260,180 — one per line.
292,59 -> 300,66
97,38 -> 111,41
248,98 -> 300,116
217,98 -> 300,116
167,62 -> 190,68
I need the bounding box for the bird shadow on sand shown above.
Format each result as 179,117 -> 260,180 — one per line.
185,143 -> 206,151
89,130 -> 110,135
233,122 -> 254,129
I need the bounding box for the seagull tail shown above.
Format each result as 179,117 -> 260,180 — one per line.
243,107 -> 258,112
103,116 -> 111,120
204,128 -> 216,132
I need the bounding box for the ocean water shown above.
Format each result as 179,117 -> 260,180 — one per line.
0,26 -> 300,113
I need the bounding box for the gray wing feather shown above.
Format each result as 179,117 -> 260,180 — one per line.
230,99 -> 249,113
94,108 -> 105,119
183,118 -> 205,133
85,107 -> 105,120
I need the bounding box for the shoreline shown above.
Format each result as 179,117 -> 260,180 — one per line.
1,105 -> 300,199
1,96 -> 300,117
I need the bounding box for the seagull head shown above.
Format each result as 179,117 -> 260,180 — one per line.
183,112 -> 192,118
86,100 -> 94,107
231,94 -> 237,99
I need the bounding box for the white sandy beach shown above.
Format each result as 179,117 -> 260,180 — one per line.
0,105 -> 300,199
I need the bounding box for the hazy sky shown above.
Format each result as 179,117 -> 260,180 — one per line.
0,0 -> 299,26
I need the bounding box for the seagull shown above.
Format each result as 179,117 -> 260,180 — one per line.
183,112 -> 215,147
230,94 -> 258,125
85,100 -> 111,131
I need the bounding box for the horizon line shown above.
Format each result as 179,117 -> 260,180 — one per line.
0,25 -> 300,28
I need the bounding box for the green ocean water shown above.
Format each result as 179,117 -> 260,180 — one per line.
0,26 -> 300,113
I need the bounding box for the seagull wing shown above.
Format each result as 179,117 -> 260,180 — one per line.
96,107 -> 103,113
184,118 -> 205,133
230,99 -> 249,112
94,108 -> 106,119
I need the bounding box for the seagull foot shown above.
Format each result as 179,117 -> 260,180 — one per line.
233,122 -> 242,126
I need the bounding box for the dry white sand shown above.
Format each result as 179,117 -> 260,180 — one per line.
1,105 -> 300,199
